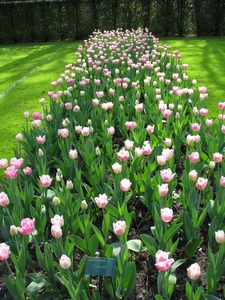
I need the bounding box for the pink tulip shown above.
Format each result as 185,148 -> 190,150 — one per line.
162,148 -> 174,161
199,108 -> 208,116
69,149 -> 78,160
158,183 -> 169,197
45,114 -> 52,122
0,159 -> 8,168
67,78 -> 75,84
10,157 -> 24,169
221,125 -> 225,134
164,138 -> 172,147
24,111 -> 29,118
73,105 -> 80,112
95,193 -> 108,208
124,140 -> 134,150
58,128 -> 69,138
109,88 -> 115,95
204,119 -> 212,127
81,127 -> 90,136
135,103 -> 143,112
155,250 -> 174,271
160,208 -> 173,223
220,176 -> 225,187
187,263 -> 201,280
142,144 -> 153,155
117,149 -> 129,161
218,114 -> 225,121
96,91 -> 104,98
94,79 -> 101,85
162,109 -> 172,118
59,255 -> 71,269
15,133 -> 23,141
107,126 -> 115,135
51,214 -> 64,227
75,125 -> 82,134
158,102 -> 167,112
23,167 -> 32,175
32,112 -> 43,120
51,225 -> 62,238
113,221 -> 126,236
39,98 -> 45,105
218,102 -> 225,110
0,243 -> 10,261
157,155 -> 167,166
4,166 -> 18,179
186,135 -> 195,145
120,178 -> 132,192
125,121 -> 136,130
160,168 -> 176,182
134,147 -> 143,157
17,218 -> 35,235
191,123 -> 201,132
188,152 -> 200,163
114,78 -> 122,85
198,86 -> 207,94
31,120 -> 42,128
196,177 -> 208,190
213,152 -> 223,163
65,102 -> 72,110
189,170 -> 198,181
0,192 -> 9,206
112,162 -> 122,174
36,135 -> 46,145
92,98 -> 99,106
39,175 -> 52,187
215,230 -> 225,244
146,125 -> 154,134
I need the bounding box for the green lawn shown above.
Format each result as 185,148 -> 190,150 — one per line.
158,37 -> 225,119
0,41 -> 81,164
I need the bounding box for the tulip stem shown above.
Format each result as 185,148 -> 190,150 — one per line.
58,237 -> 65,255
32,233 -> 44,260
162,271 -> 169,300
190,280 -> 195,300
5,260 -> 15,279
14,235 -> 20,256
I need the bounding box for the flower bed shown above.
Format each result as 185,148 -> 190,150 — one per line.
0,28 -> 225,300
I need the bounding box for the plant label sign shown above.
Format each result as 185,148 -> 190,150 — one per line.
85,257 -> 115,276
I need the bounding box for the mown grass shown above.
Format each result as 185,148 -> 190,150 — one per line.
0,41 -> 81,164
0,37 -> 225,180
159,37 -> 225,119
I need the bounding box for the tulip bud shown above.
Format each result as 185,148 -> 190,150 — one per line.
187,263 -> 201,280
81,200 -> 88,210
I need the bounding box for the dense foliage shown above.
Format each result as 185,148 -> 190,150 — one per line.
0,0 -> 225,44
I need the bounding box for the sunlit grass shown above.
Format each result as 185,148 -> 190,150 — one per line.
158,37 -> 225,119
0,41 -> 81,166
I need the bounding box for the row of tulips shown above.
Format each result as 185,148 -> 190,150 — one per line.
0,28 -> 225,299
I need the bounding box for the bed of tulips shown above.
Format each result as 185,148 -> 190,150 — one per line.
0,28 -> 225,300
